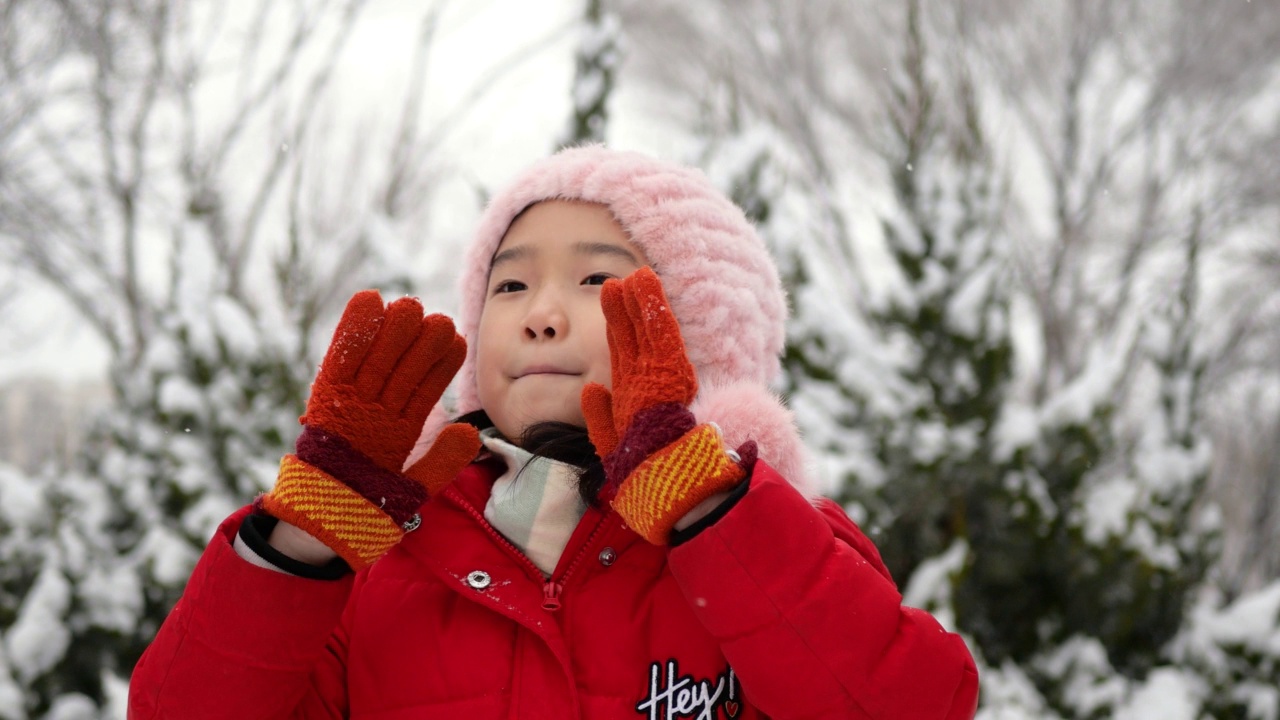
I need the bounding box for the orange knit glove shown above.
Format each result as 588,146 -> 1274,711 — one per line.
581,267 -> 754,544
260,291 -> 481,569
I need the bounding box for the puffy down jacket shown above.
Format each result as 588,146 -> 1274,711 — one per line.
129,459 -> 978,719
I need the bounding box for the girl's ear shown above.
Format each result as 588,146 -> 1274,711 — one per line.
689,381 -> 819,500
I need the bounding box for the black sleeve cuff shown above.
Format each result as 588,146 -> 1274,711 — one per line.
239,514 -> 352,581
668,470 -> 753,548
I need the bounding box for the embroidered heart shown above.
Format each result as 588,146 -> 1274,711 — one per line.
724,701 -> 740,718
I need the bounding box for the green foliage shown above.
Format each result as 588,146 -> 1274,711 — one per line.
752,2 -> 1226,713
559,0 -> 619,147
0,288 -> 310,717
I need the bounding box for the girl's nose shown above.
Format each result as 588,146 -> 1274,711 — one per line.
523,293 -> 568,341
524,323 -> 559,340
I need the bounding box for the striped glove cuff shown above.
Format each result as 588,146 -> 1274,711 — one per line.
611,423 -> 755,545
259,454 -> 419,570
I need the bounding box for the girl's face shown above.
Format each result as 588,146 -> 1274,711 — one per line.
475,200 -> 645,441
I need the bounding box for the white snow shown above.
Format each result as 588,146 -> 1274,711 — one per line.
0,465 -> 46,529
156,375 -> 203,416
1113,668 -> 1204,720
4,565 -> 71,684
101,671 -> 130,720
139,333 -> 182,376
210,297 -> 261,359
1199,581 -> 1280,656
974,661 -> 1059,720
1234,682 -> 1279,720
1040,342 -> 1125,429
910,421 -> 950,465
137,527 -> 200,587
43,694 -> 96,720
992,403 -> 1039,461
1003,469 -> 1058,522
572,70 -> 607,113
578,13 -> 620,58
946,262 -> 999,339
0,648 -> 25,720
1080,478 -> 1138,544
1132,433 -> 1210,501
1035,637 -> 1127,716
79,565 -> 144,635
902,540 -> 968,631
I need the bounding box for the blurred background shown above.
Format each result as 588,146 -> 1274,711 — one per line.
1,1 -> 1278,717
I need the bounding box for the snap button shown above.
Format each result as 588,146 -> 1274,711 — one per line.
598,547 -> 616,566
466,570 -> 491,589
401,513 -> 421,532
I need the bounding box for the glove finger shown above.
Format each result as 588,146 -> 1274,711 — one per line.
630,268 -> 683,355
601,278 -> 639,381
627,267 -> 698,406
629,267 -> 689,373
621,270 -> 651,363
354,296 -> 425,398
580,382 -> 619,456
405,422 -> 482,497
604,290 -> 623,391
401,334 -> 467,424
318,290 -> 386,386
615,277 -> 656,424
382,314 -> 460,414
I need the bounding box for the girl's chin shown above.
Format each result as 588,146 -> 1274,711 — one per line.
496,397 -> 587,438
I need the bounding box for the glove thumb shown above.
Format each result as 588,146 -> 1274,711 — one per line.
404,422 -> 482,498
581,382 -> 619,457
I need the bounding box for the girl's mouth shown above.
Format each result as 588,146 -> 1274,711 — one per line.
515,365 -> 579,378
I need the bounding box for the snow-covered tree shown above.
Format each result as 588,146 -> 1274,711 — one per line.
0,1 -> 472,715
622,0 -> 1280,716
559,0 -> 620,147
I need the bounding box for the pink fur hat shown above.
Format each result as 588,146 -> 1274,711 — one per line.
419,145 -> 814,495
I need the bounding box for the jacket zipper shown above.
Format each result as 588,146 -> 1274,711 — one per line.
540,517 -> 611,611
446,488 -> 612,613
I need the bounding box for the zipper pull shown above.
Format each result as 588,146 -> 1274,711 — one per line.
542,580 -> 563,611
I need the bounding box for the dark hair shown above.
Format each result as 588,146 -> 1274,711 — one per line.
456,410 -> 607,507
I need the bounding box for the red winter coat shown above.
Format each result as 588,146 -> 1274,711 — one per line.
129,459 -> 978,719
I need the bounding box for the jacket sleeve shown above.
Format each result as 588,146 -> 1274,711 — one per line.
128,506 -> 357,720
667,463 -> 979,719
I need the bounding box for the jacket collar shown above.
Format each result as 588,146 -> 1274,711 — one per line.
399,460 -> 648,594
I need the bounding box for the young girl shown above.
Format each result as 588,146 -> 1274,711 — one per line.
129,146 -> 978,719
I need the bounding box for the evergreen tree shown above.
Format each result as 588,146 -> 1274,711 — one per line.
0,3 -> 457,715
722,2 -> 1237,715
847,2 -> 1222,703
559,0 -> 620,147
0,259 -> 309,718
633,1 -> 1280,716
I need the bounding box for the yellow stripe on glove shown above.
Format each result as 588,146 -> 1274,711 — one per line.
611,424 -> 746,545
261,455 -> 405,569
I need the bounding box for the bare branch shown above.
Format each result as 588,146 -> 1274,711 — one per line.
380,3 -> 447,218
206,2 -> 338,176
411,15 -> 573,166
235,0 -> 369,294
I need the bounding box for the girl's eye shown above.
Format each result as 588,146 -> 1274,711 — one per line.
492,280 -> 526,295
582,273 -> 612,286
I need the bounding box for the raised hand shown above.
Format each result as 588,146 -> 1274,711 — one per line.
581,267 -> 755,545
261,291 -> 481,569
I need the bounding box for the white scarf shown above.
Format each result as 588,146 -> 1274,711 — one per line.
480,428 -> 589,576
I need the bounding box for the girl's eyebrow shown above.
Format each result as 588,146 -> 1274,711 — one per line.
572,240 -> 640,265
490,244 -> 532,271
489,240 -> 639,271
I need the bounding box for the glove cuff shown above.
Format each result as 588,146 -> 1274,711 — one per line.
296,425 -> 426,527
261,455 -> 408,570
612,424 -> 750,545
601,402 -> 697,500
